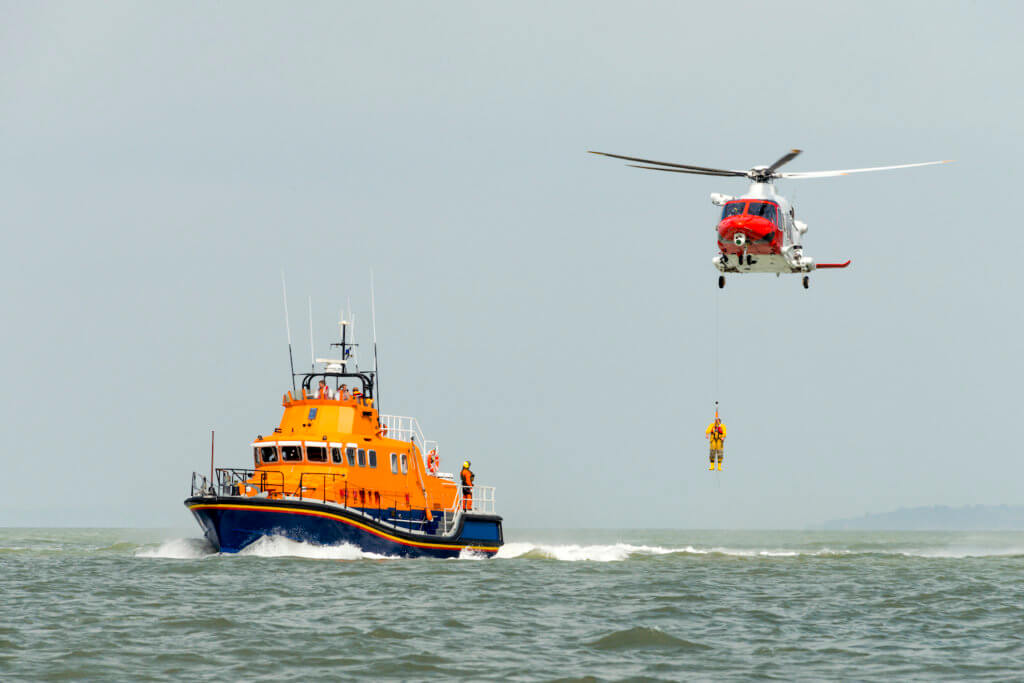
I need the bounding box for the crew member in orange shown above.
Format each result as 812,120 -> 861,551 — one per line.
460,461 -> 474,510
705,415 -> 727,471
317,380 -> 328,399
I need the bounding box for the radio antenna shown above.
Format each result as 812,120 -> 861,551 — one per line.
308,296 -> 315,370
348,296 -> 357,368
281,273 -> 296,393
371,269 -> 380,408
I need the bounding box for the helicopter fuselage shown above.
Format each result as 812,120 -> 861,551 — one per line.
712,181 -> 815,274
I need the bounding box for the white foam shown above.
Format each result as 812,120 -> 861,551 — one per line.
495,542 -> 680,562
456,548 -> 490,560
237,535 -> 394,560
135,537 -> 216,559
492,543 -> 864,561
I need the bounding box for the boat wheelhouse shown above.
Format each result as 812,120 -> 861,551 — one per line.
184,314 -> 502,558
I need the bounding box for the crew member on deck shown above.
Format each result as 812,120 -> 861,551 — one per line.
706,416 -> 727,471
317,380 -> 328,399
460,461 -> 474,510
339,384 -> 350,401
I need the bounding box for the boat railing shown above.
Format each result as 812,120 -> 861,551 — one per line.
190,472 -> 215,497
468,485 -> 496,515
209,468 -> 286,497
440,484 -> 497,533
378,414 -> 438,453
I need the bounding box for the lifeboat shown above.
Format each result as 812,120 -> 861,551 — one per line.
184,314 -> 503,558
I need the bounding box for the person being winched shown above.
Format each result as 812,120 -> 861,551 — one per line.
705,416 -> 727,471
460,461 -> 475,510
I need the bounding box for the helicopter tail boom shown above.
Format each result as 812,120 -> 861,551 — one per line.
815,261 -> 852,269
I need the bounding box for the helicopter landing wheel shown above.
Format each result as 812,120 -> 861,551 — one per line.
718,275 -> 725,289
802,275 -> 809,289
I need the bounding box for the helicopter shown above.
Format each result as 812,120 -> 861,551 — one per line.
589,149 -> 950,289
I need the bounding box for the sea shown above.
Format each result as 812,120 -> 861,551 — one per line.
1,528 -> 1022,681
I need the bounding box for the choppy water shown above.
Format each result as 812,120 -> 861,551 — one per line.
2,528 -> 1023,680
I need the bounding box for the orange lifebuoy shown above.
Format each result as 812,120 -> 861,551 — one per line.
427,449 -> 439,474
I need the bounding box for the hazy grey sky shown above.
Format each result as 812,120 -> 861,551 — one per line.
2,1 -> 1020,528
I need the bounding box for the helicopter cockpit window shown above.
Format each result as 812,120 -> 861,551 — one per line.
721,202 -> 745,219
747,202 -> 778,223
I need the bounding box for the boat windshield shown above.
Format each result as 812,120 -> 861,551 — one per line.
747,201 -> 777,222
721,202 -> 745,219
259,446 -> 278,463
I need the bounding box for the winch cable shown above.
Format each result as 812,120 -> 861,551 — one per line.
714,290 -> 721,484
714,289 -> 720,401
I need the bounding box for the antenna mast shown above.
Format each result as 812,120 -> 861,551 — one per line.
371,270 -> 380,409
347,296 -> 357,368
281,273 -> 296,393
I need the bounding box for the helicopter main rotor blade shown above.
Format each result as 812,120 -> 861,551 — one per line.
588,151 -> 747,177
626,164 -> 745,177
766,149 -> 802,173
778,159 -> 952,179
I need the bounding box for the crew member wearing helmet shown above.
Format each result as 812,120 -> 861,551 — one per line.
706,416 -> 727,471
460,460 -> 475,510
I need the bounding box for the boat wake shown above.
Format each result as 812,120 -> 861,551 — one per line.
135,536 -> 395,560
133,538 -> 1024,561
492,542 -> 1024,561
238,536 -> 393,560
495,542 -> 678,562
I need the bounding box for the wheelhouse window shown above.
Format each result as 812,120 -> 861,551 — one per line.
357,449 -> 366,467
259,445 -> 278,463
306,445 -> 327,463
346,447 -> 356,466
746,201 -> 778,223
721,202 -> 745,219
331,447 -> 343,464
368,450 -> 377,468
281,445 -> 302,462
400,454 -> 408,474
390,453 -> 398,473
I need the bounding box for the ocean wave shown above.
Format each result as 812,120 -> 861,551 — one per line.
588,626 -> 710,651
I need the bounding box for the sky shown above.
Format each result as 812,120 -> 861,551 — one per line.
1,1 -> 1021,528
